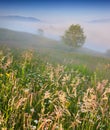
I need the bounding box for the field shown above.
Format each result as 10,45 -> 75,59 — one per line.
0,44 -> 110,130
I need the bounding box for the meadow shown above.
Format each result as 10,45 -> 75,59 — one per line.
0,44 -> 110,130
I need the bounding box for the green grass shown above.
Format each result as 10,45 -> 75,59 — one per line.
0,45 -> 110,130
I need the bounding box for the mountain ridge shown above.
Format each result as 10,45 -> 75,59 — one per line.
0,15 -> 41,22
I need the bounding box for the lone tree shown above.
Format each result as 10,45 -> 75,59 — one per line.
38,28 -> 44,36
62,24 -> 86,48
106,49 -> 110,56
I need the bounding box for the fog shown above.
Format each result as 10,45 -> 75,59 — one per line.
0,16 -> 110,53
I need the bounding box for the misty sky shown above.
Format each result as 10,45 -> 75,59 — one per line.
0,0 -> 110,52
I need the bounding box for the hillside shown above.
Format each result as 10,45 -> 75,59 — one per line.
0,28 -> 108,67
0,46 -> 110,130
0,28 -> 104,54
0,28 -> 59,48
1,29 -> 110,130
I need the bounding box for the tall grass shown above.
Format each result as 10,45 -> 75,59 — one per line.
0,46 -> 110,130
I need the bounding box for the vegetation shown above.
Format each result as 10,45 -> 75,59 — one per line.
0,45 -> 110,130
38,28 -> 44,36
106,49 -> 110,57
62,24 -> 86,48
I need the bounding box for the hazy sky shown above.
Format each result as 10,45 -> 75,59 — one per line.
0,0 -> 110,52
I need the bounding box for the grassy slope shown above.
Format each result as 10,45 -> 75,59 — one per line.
0,46 -> 110,130
0,29 -> 110,129
0,28 -> 105,55
0,28 -> 59,48
0,28 -> 110,75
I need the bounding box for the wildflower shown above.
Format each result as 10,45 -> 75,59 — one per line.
97,115 -> 101,120
22,50 -> 33,62
2,128 -> 7,130
0,73 -> 3,77
6,56 -> 13,66
30,108 -> 35,113
31,125 -> 36,130
105,87 -> 110,94
6,73 -> 10,77
48,100 -> 52,103
58,91 -> 66,104
62,74 -> 70,82
81,88 -> 97,113
56,125 -> 59,129
55,106 -> 63,119
24,88 -> 30,94
34,119 -> 38,124
49,71 -> 54,81
16,98 -> 27,109
96,80 -> 108,94
89,119 -> 94,124
44,91 -> 51,99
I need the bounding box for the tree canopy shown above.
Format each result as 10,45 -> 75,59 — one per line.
106,49 -> 110,56
62,24 -> 86,48
38,28 -> 44,36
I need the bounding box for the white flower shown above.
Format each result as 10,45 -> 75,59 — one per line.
34,120 -> 38,124
31,125 -> 36,130
24,88 -> 29,94
30,108 -> 34,113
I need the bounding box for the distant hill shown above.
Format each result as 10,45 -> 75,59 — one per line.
0,28 -> 106,59
0,28 -> 60,49
0,15 -> 41,23
89,18 -> 110,23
